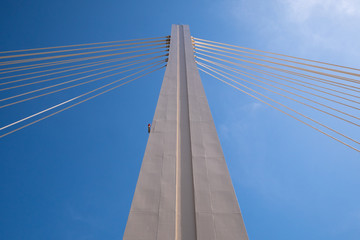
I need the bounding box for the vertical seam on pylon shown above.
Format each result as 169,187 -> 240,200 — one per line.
183,26 -> 198,239
175,25 -> 181,240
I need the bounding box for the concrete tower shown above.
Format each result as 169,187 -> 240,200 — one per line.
123,25 -> 248,240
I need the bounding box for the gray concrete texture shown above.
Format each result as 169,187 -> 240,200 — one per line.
123,25 -> 248,240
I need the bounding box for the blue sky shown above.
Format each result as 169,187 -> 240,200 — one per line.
0,0 -> 360,239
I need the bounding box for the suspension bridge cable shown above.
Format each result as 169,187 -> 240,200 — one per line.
0,48 -> 168,75
0,42 -> 168,67
0,39 -> 168,60
278,67 -> 360,91
197,48 -> 360,89
0,49 -> 168,81
198,65 -> 360,146
198,67 -> 360,153
197,62 -> 360,125
194,40 -> 360,78
267,64 -> 360,92
195,51 -> 360,93
0,36 -> 169,55
194,47 -> 360,85
0,60 -> 165,109
0,64 -> 163,131
193,37 -> 360,72
0,55 -> 154,87
0,54 -> 167,91
252,66 -> 360,98
0,65 -> 166,138
197,59 -> 360,121
0,56 -> 118,81
195,57 -> 360,100
0,56 -> 167,101
197,57 -> 360,105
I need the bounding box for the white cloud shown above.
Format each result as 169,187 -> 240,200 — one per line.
281,0 -> 360,22
214,0 -> 360,58
249,102 -> 262,113
274,0 -> 360,60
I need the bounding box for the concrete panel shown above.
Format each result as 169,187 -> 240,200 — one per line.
123,212 -> 158,240
196,213 -> 216,240
183,25 -> 249,239
123,25 -> 179,240
214,213 -> 248,240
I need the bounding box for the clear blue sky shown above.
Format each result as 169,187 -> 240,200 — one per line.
1,0 -> 360,239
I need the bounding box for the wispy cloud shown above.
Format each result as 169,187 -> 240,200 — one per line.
248,102 -> 262,113
67,204 -> 104,230
215,0 -> 360,61
218,101 -> 263,139
333,208 -> 360,234
281,0 -> 360,22
277,0 -> 360,54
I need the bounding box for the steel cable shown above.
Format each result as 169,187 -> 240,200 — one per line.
193,37 -> 360,72
0,50 -> 168,82
0,54 -> 167,91
0,43 -> 168,67
0,55 -> 167,102
0,46 -> 168,74
0,60 -> 165,109
197,61 -> 360,125
197,57 -> 360,99
194,40 -> 360,78
0,65 -> 165,138
195,52 -> 360,92
198,67 -> 360,152
0,36 -> 168,54
195,46 -> 360,85
198,65 -> 360,146
195,52 -> 360,111
0,39 -> 168,60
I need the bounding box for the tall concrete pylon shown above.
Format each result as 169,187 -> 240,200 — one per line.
123,25 -> 248,240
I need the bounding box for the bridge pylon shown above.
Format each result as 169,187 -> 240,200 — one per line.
124,24 -> 248,240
